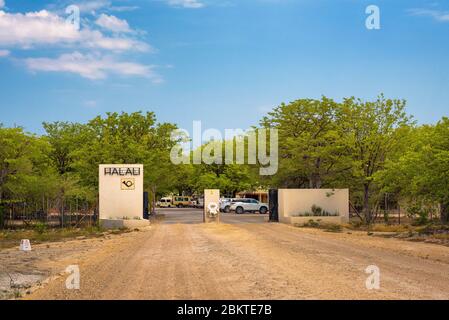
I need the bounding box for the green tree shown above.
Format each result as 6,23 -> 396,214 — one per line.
42,122 -> 92,219
377,118 -> 449,223
0,126 -> 50,202
260,97 -> 353,189
70,111 -> 179,213
341,95 -> 412,223
0,126 -> 57,227
43,122 -> 86,175
188,139 -> 259,196
259,95 -> 412,224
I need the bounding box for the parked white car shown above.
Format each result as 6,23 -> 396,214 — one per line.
229,199 -> 269,214
219,198 -> 236,213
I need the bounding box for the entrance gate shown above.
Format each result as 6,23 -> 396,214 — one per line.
269,189 -> 279,222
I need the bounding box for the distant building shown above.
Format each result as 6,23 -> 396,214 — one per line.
236,190 -> 268,203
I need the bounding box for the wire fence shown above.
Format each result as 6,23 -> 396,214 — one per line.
0,198 -> 98,229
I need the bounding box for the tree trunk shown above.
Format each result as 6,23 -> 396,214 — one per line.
308,173 -> 322,189
308,158 -> 322,189
151,186 -> 157,215
315,157 -> 322,188
440,200 -> 449,224
315,175 -> 322,189
308,176 -> 314,189
0,203 -> 4,229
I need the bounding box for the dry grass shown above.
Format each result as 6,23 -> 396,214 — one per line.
368,224 -> 413,233
0,226 -> 130,250
432,233 -> 449,240
295,220 -> 343,233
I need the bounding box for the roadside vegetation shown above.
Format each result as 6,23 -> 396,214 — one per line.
295,218 -> 449,247
0,94 -> 448,232
0,225 -> 132,250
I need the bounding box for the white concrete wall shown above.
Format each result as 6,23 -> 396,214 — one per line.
278,189 -> 349,224
99,164 -> 144,220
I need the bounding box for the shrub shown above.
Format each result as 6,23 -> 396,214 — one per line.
293,207 -> 339,217
407,205 -> 430,225
311,205 -> 323,216
415,212 -> 429,226
303,219 -> 320,228
34,222 -> 47,234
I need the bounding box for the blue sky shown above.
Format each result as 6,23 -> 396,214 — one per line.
0,0 -> 448,133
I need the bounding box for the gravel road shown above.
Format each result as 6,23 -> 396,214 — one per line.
7,209 -> 449,300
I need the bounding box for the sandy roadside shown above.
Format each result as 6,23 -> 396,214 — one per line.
0,228 -> 149,299
1,218 -> 444,300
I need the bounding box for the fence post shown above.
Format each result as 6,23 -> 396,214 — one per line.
0,204 -> 4,229
61,199 -> 64,228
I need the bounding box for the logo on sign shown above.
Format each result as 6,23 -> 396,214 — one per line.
121,178 -> 135,190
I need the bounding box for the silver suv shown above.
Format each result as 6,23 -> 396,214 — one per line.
229,199 -> 269,214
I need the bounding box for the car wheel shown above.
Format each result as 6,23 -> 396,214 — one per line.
224,206 -> 230,213
259,206 -> 268,214
235,207 -> 244,214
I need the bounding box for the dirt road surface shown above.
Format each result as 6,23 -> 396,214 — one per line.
3,209 -> 449,300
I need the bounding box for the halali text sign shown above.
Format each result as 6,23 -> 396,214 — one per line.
99,164 -> 143,221
104,167 -> 141,176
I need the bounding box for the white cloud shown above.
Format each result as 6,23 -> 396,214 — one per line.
84,100 -> 98,108
73,0 -> 111,14
110,6 -> 140,12
95,13 -> 131,33
0,10 -> 149,51
0,10 -> 78,46
167,0 -> 204,9
408,8 -> 449,22
25,52 -> 160,81
54,1 -> 137,14
0,1 -> 4,9
0,5 -> 161,82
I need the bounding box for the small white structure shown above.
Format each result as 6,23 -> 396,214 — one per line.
99,164 -> 149,229
278,189 -> 349,224
204,189 -> 220,223
20,239 -> 32,251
